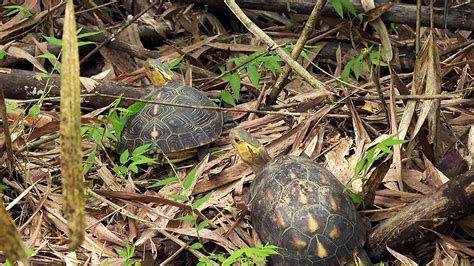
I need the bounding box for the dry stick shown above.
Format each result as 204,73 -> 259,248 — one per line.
364,47 -> 390,128
415,0 -> 421,53
224,0 -> 327,92
79,0 -> 162,64
0,87 -> 14,172
87,92 -> 306,117
267,0 -> 327,105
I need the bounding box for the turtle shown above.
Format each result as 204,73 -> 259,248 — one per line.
229,128 -> 372,266
116,59 -> 224,163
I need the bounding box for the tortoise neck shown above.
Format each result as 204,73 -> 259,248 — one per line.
249,150 -> 271,175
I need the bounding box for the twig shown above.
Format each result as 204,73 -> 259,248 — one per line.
363,47 -> 390,127
224,0 -> 327,92
87,92 -> 306,117
79,0 -> 162,64
267,0 -> 327,105
0,87 -> 15,172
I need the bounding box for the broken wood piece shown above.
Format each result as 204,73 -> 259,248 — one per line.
366,169 -> 474,260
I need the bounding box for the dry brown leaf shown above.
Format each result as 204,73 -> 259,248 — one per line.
360,0 -> 393,62
387,246 -> 418,265
6,46 -> 47,73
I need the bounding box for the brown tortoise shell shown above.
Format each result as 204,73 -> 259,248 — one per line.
117,81 -> 223,154
249,155 -> 367,265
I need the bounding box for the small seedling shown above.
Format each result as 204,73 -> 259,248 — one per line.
197,243 -> 280,266
341,47 -> 388,82
3,5 -> 33,18
345,135 -> 408,203
115,243 -> 140,266
113,144 -> 157,177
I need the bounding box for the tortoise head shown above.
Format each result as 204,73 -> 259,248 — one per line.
229,128 -> 271,174
144,59 -> 175,86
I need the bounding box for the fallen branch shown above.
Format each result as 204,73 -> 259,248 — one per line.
224,0 -> 327,91
267,0 -> 327,105
366,170 -> 474,260
181,0 -> 474,32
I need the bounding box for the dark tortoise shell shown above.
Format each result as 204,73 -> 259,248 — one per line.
249,155 -> 368,265
117,81 -> 223,156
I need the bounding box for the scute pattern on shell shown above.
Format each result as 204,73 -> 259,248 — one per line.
249,155 -> 367,265
117,81 -> 223,154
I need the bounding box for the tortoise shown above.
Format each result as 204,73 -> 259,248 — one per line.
116,59 -> 224,163
229,128 -> 372,265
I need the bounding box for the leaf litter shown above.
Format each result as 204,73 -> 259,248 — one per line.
0,0 -> 473,265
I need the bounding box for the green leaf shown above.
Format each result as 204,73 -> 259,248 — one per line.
190,242 -> 203,249
175,215 -> 196,221
78,41 -> 96,47
83,148 -> 97,175
37,53 -> 57,59
341,60 -> 353,81
115,248 -> 128,259
197,220 -> 210,230
192,191 -> 212,210
148,177 -> 178,188
132,144 -> 151,156
380,137 -> 408,146
165,55 -> 185,70
353,59 -> 362,80
128,163 -> 139,173
28,103 -> 40,117
332,0 -> 344,18
221,90 -> 236,106
229,73 -> 241,99
168,194 -> 189,202
182,167 -> 197,190
376,144 -> 393,155
33,73 -> 50,80
247,63 -> 260,88
119,150 -> 130,164
0,50 -> 7,60
350,192 -> 364,204
77,31 -> 101,39
0,183 -> 9,190
127,101 -> 146,116
130,156 -> 156,165
5,101 -> 18,113
43,35 -> 63,46
341,0 -> 357,15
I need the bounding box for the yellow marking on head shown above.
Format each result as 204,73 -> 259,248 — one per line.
275,210 -> 286,228
233,141 -> 263,162
292,237 -> 307,250
307,214 -> 319,232
316,239 -> 328,258
298,190 -> 308,204
151,126 -> 159,139
144,60 -> 173,86
329,226 -> 341,239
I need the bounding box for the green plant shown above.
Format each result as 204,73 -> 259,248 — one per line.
165,55 -> 185,71
341,47 -> 388,82
198,243 -> 280,266
113,144 -> 157,177
218,44 -> 318,106
345,135 -> 408,203
0,50 -> 7,60
148,160 -> 213,248
3,5 -> 32,18
115,243 -> 140,266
